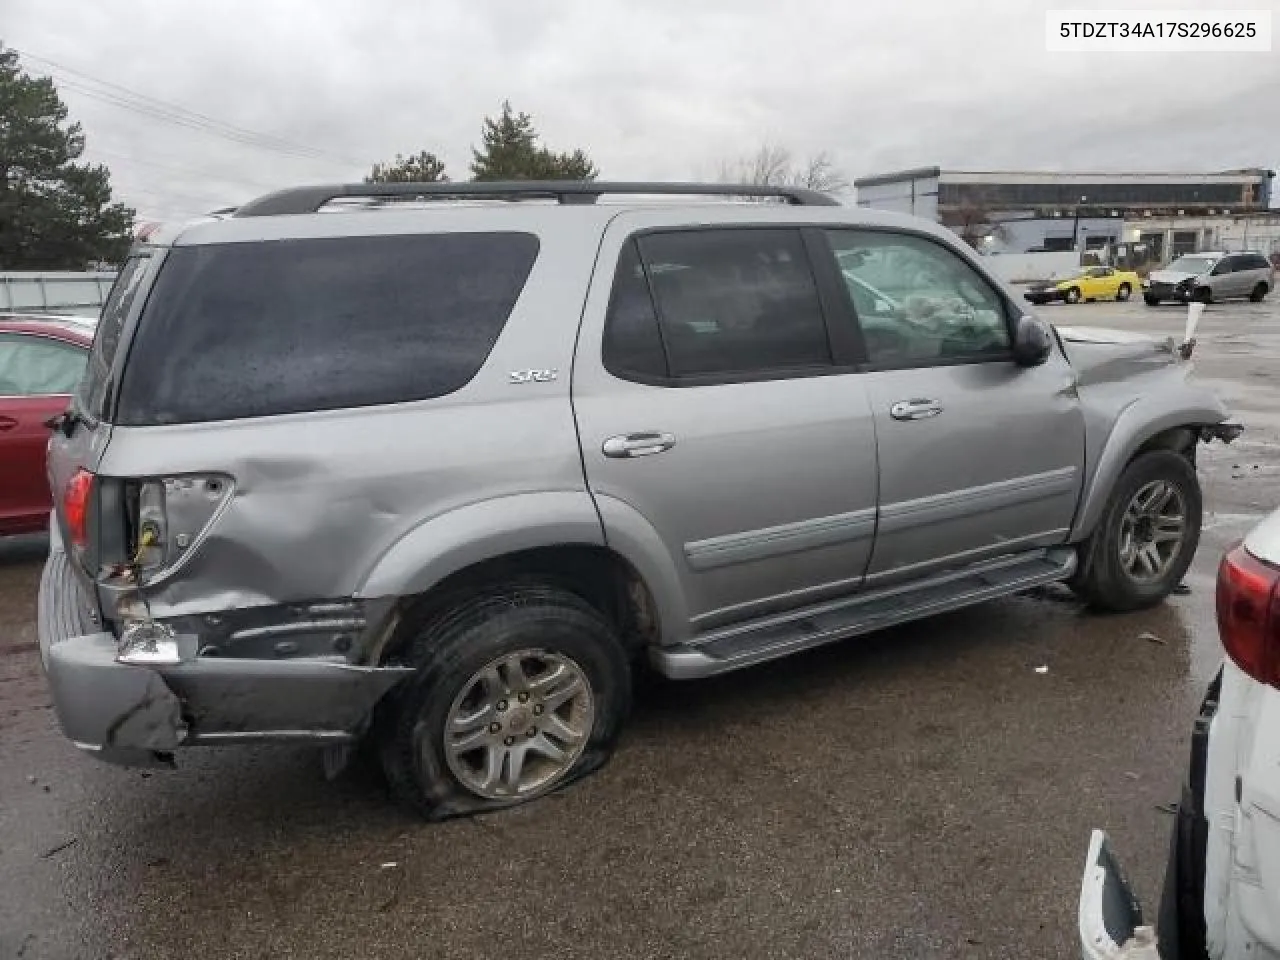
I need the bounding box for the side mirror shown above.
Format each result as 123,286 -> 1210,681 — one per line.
1012,315 -> 1053,367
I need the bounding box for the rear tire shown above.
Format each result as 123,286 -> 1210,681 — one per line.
1144,294 -> 1161,306
1250,282 -> 1269,302
1116,283 -> 1131,301
1071,450 -> 1202,612
377,584 -> 631,819
1065,286 -> 1081,304
1193,287 -> 1212,304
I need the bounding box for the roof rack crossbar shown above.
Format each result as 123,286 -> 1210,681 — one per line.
232,181 -> 839,217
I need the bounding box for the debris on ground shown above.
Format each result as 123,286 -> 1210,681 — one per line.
1154,802 -> 1179,816
1138,632 -> 1167,646
1172,583 -> 1192,596
1034,665 -> 1049,674
39,837 -> 77,859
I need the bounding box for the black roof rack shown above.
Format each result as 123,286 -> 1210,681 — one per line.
233,180 -> 839,217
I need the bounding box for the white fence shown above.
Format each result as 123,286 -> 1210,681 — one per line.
0,271 -> 117,317
980,251 -> 1081,285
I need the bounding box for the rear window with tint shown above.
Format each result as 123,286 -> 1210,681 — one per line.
80,254 -> 149,417
115,232 -> 538,424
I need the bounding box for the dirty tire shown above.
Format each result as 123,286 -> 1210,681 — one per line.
1143,294 -> 1161,306
1072,450 -> 1202,613
377,585 -> 631,820
1250,282 -> 1269,303
1065,286 -> 1081,304
1116,282 -> 1131,301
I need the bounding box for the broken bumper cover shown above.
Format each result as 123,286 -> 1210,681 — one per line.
37,543 -> 413,767
1078,830 -> 1161,959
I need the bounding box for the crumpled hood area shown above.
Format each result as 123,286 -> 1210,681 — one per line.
1054,325 -> 1181,387
1148,269 -> 1200,285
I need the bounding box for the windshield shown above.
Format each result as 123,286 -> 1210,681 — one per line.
1166,255 -> 1216,275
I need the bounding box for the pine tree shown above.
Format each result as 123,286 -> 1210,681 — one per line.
469,102 -> 597,181
366,150 -> 448,183
0,45 -> 135,268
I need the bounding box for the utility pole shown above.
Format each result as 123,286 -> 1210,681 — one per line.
1072,194 -> 1088,251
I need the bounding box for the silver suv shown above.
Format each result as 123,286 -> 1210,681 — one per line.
1144,250 -> 1275,305
37,181 -> 1241,818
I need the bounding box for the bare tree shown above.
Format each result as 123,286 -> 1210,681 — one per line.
717,144 -> 850,196
940,201 -> 1008,249
792,152 -> 851,194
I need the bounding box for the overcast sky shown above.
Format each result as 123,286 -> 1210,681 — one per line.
5,0 -> 1279,221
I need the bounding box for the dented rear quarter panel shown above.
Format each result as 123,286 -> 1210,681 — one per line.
88,209 -> 615,624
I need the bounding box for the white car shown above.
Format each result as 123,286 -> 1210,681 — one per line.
1080,508 -> 1280,960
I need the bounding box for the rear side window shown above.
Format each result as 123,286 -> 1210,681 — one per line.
80,254 -> 148,416
1239,254 -> 1270,271
115,232 -> 538,424
628,228 -> 831,380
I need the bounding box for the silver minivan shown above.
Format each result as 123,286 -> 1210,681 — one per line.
1144,251 -> 1274,305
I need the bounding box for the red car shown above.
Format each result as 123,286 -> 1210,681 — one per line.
0,315 -> 94,535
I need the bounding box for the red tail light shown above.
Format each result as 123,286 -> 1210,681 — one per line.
1217,544 -> 1280,688
62,469 -> 95,550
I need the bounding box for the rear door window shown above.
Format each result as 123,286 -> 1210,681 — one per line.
602,240 -> 669,380
115,232 -> 539,424
630,228 -> 832,380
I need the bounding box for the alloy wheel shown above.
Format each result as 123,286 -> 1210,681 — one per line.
1118,480 -> 1187,583
441,649 -> 594,800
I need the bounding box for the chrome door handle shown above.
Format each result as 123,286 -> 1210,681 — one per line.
602,432 -> 676,458
889,399 -> 943,421
0,415 -> 18,431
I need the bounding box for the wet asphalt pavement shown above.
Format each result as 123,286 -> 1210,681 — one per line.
2,295 -> 1278,960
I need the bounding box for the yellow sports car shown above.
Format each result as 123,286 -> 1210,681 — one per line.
1023,266 -> 1142,305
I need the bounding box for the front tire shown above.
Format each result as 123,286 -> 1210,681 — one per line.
1071,450 -> 1202,612
378,585 -> 631,819
1250,282 -> 1269,302
1116,283 -> 1131,301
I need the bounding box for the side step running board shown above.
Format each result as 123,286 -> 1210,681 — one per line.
652,547 -> 1076,680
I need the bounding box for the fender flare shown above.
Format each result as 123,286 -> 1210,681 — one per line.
1071,393 -> 1229,541
591,493 -> 690,646
355,490 -> 689,646
356,492 -> 606,599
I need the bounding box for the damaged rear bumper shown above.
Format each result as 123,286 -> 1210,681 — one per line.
37,540 -> 413,767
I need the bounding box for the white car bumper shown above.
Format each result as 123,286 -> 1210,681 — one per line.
1203,660 -> 1280,960
1079,663 -> 1280,960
